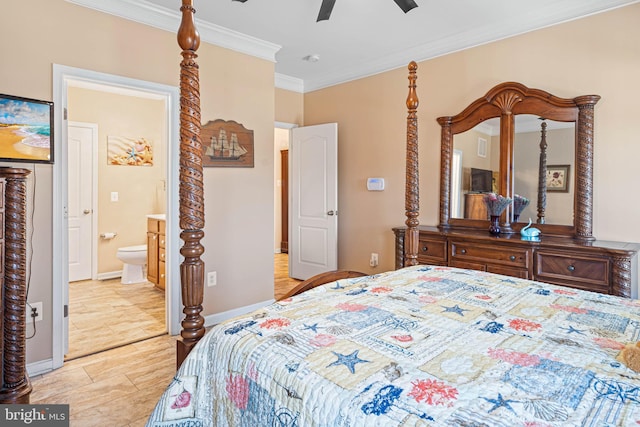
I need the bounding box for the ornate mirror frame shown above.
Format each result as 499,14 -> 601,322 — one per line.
437,82 -> 600,241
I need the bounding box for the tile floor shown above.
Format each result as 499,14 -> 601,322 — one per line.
30,254 -> 301,426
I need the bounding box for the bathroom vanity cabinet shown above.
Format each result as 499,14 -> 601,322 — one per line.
0,168 -> 31,404
147,217 -> 166,290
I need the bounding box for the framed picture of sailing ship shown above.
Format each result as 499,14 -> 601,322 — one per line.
201,119 -> 254,167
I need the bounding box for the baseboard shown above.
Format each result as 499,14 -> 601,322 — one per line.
203,299 -> 275,327
27,358 -> 55,377
96,271 -> 122,280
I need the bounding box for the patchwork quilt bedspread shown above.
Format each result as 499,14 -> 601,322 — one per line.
146,265 -> 640,426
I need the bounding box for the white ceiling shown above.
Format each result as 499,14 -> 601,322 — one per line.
68,0 -> 638,92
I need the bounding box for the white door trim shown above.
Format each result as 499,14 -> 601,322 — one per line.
52,64 -> 181,370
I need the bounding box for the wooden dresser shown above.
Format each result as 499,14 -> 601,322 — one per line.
393,226 -> 640,297
147,217 -> 166,290
393,82 -> 640,299
0,168 -> 31,403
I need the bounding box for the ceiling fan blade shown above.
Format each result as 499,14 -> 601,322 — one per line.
317,0 -> 337,22
232,0 -> 248,2
393,0 -> 418,13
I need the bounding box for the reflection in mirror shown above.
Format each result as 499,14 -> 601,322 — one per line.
451,119 -> 500,219
513,115 -> 575,225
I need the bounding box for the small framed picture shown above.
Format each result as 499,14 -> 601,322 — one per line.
546,164 -> 570,192
477,137 -> 487,158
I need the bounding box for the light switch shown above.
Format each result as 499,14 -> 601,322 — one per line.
111,192 -> 119,202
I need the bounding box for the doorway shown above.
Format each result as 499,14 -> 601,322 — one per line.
52,65 -> 181,370
66,82 -> 165,359
64,86 -> 167,359
274,123 -> 300,297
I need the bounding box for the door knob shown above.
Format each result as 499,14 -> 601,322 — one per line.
83,209 -> 91,214
327,210 -> 336,216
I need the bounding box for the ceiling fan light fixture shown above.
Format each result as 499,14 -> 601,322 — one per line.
317,0 -> 337,22
393,0 -> 419,13
302,54 -> 321,63
232,0 -> 417,22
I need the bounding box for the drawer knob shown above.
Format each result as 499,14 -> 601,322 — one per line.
422,246 -> 428,252
509,255 -> 516,261
460,249 -> 467,255
567,265 -> 575,272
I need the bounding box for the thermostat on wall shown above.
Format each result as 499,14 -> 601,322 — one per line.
367,177 -> 385,191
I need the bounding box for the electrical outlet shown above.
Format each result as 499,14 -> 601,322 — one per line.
370,253 -> 379,267
30,302 -> 43,322
207,271 -> 217,287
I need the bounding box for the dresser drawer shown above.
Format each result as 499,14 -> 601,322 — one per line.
450,258 -> 530,279
535,251 -> 609,290
417,238 -> 447,264
450,241 -> 531,268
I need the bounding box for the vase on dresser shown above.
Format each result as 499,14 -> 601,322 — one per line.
489,215 -> 501,236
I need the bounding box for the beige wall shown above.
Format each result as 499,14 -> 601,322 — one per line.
304,4 -> 640,275
2,0 -> 275,365
68,87 -> 167,274
275,88 -> 304,125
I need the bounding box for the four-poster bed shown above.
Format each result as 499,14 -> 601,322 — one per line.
153,2 -> 640,425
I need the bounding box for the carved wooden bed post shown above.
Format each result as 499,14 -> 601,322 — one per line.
176,0 -> 206,369
536,119 -> 548,224
404,61 -> 419,266
0,168 -> 31,403
574,95 -> 600,242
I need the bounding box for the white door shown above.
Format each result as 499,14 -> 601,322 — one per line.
68,123 -> 96,282
290,123 -> 338,280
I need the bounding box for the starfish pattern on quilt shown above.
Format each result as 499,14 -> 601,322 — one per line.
482,393 -> 518,414
441,304 -> 469,316
327,350 -> 370,374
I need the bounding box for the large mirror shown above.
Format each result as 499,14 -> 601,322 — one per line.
513,115 -> 575,225
437,82 -> 600,240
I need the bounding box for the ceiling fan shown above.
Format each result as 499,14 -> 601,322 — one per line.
231,0 -> 419,22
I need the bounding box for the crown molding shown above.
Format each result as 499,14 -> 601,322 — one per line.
67,0 -> 637,93
66,0 -> 280,63
302,0 -> 639,92
275,74 -> 304,93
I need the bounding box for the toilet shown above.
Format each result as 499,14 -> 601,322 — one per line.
116,245 -> 148,284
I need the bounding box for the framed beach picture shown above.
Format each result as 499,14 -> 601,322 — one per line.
0,93 -> 53,164
546,164 -> 570,192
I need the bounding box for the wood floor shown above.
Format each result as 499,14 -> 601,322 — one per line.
30,254 -> 300,426
66,278 -> 165,361
274,252 -> 303,299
